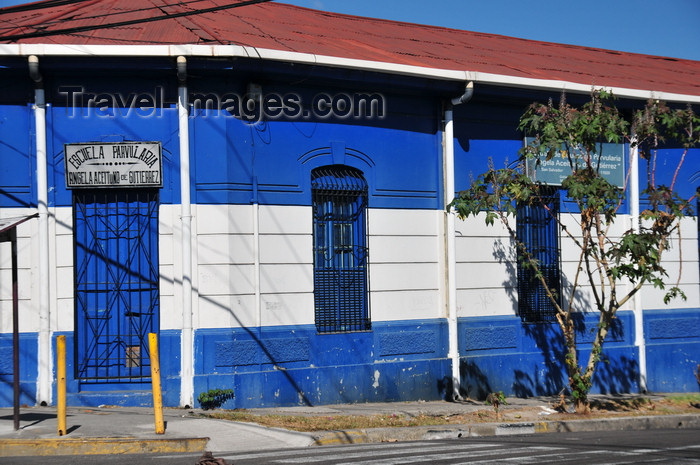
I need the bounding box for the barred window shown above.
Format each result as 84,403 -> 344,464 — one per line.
312,166 -> 370,333
516,188 -> 561,323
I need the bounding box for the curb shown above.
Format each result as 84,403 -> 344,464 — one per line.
312,414 -> 700,446
535,414 -> 700,434
0,437 -> 209,457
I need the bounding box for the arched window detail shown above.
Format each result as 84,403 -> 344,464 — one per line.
312,165 -> 370,333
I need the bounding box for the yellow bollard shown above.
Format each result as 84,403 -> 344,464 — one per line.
56,335 -> 66,436
148,332 -> 165,434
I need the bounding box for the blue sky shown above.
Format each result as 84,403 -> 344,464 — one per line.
1,0 -> 698,60
278,0 -> 700,61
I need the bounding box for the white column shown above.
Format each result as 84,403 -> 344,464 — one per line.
629,137 -> 646,392
253,180 -> 261,329
34,84 -> 51,406
178,57 -> 194,407
30,54 -> 51,406
444,106 -> 461,400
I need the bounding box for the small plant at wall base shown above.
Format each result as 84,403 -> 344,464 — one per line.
449,90 -> 699,414
486,391 -> 507,417
198,389 -> 234,410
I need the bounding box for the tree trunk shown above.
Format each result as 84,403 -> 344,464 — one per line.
574,397 -> 590,414
558,314 -> 591,413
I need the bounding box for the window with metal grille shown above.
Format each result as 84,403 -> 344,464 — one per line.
312,165 -> 370,333
516,187 -> 561,323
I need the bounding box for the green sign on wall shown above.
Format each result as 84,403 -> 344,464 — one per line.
524,139 -> 625,188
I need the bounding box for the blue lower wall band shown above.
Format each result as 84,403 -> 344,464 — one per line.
0,310 -> 697,408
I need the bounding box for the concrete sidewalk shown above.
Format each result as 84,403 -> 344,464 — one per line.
0,405 -> 316,456
250,394 -> 700,445
1,394 -> 699,456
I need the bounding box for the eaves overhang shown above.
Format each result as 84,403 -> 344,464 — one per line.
2,43 -> 699,104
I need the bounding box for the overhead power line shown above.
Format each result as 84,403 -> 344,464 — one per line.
0,0 -> 273,42
0,0 -> 223,28
0,0 -> 95,14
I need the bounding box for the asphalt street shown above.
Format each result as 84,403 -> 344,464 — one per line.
3,427 -> 699,465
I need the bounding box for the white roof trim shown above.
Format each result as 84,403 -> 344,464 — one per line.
1,43 -> 698,103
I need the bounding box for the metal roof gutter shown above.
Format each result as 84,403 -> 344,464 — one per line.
1,43 -> 699,103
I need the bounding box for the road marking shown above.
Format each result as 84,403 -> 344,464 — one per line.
218,441 -> 497,461
599,445 -> 700,465
272,443 -> 504,463
155,443 -> 437,461
315,446 -> 564,465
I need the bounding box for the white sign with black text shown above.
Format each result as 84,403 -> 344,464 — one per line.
64,141 -> 162,189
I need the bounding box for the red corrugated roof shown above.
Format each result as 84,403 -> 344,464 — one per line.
1,0 -> 698,97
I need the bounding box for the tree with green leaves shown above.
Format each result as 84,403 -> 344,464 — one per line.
449,90 -> 698,413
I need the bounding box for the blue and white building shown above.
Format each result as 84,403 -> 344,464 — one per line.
0,0 -> 698,408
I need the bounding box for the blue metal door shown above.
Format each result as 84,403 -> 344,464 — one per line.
73,189 -> 159,384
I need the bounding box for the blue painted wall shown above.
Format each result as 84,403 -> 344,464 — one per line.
0,105 -> 35,208
639,148 -> 700,205
0,333 -> 38,406
190,89 -> 443,209
2,308 -> 698,408
46,105 -> 180,208
0,59 -> 699,408
47,331 -> 181,408
459,312 -> 641,399
193,320 -> 450,408
645,309 -> 700,392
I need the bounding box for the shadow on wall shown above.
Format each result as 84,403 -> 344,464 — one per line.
48,210 -> 315,408
516,323 -> 567,398
0,188 -> 34,208
517,314 -> 637,397
460,360 -> 493,401
462,325 -> 639,400
461,240 -> 640,399
594,355 -> 639,395
494,238 -> 570,398
437,376 -> 455,400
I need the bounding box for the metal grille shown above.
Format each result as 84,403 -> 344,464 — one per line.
516,188 -> 561,323
312,166 -> 370,333
73,189 -> 160,383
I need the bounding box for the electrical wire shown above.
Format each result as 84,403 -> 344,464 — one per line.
0,0 -> 222,30
0,0 -> 199,34
0,0 -> 273,41
0,0 -> 96,14
0,0 -> 216,15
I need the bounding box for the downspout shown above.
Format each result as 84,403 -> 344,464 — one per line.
629,136 -> 646,392
252,177 -> 261,330
444,82 -> 473,401
177,56 -> 194,407
29,56 -> 51,406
